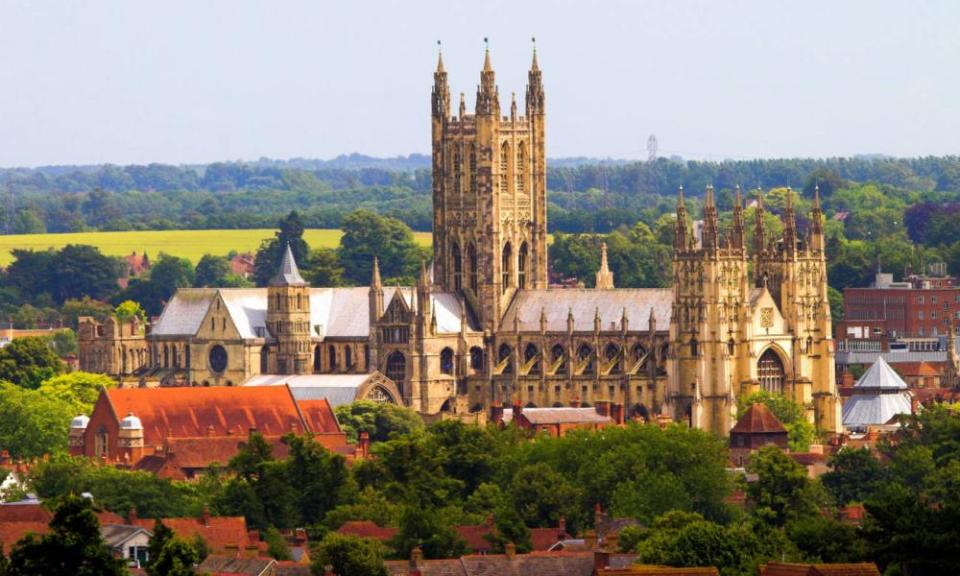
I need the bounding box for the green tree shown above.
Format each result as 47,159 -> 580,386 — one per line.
114,300 -> 146,324
146,519 -> 174,574
6,494 -> 127,576
49,329 -> 78,356
311,533 -> 388,576
61,297 -> 113,330
388,506 -> 466,560
0,336 -> 65,389
193,255 -> 233,288
821,448 -> 886,506
785,515 -> 866,564
305,247 -> 345,286
51,245 -> 122,304
745,446 -> 819,527
148,537 -> 198,576
264,527 -> 292,561
37,371 -> 115,415
11,210 -> 45,234
334,401 -> 424,443
337,210 -> 423,284
0,383 -> 74,458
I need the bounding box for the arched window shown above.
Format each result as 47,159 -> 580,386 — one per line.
498,343 -> 513,374
364,345 -> 370,369
501,243 -> 512,292
313,345 -> 321,373
440,347 -> 455,375
605,343 -> 620,374
578,343 -> 594,375
552,344 -> 566,372
468,243 -> 479,293
524,343 -> 540,375
296,293 -> 302,310
95,427 -> 109,459
386,352 -> 406,390
806,336 -> 814,354
185,345 -> 191,369
454,146 -> 462,194
758,349 -> 786,394
518,242 -> 528,290
470,346 -> 484,374
261,346 -> 270,373
516,143 -> 525,194
452,242 -> 462,291
499,141 -> 510,192
728,338 -> 736,356
345,346 -> 353,368
689,337 -> 699,357
328,345 -> 338,371
163,345 -> 169,368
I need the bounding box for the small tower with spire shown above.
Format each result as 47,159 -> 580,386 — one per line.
595,243 -> 615,289
702,185 -> 719,253
674,186 -> 689,251
266,244 -> 312,374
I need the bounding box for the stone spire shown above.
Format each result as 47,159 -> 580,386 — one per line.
270,243 -> 307,286
526,37 -> 544,115
783,187 -> 797,254
477,39 -> 499,116
753,189 -> 766,255
810,184 -> 825,252
371,256 -> 382,288
731,185 -> 745,251
432,41 -> 450,119
702,185 -> 719,253
369,256 -> 384,323
674,186 -> 689,251
595,243 -> 615,289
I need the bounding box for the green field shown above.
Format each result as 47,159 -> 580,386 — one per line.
0,229 -> 433,266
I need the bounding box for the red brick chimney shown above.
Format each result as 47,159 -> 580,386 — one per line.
512,400 -> 523,418
0,449 -> 10,465
127,507 -> 137,524
558,516 -> 567,539
200,505 -> 210,526
610,403 -> 624,425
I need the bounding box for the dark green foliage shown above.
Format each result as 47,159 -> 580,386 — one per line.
338,209 -> 425,284
264,527 -> 292,561
785,516 -> 867,564
388,506 -> 466,560
311,532 -> 388,576
0,336 -> 65,389
745,446 -> 820,527
51,245 -> 123,304
148,537 -> 199,576
6,494 -> 127,576
147,519 -> 174,574
193,254 -> 233,287
333,400 -> 424,443
821,448 -> 886,506
113,253 -> 195,315
305,247 -> 346,286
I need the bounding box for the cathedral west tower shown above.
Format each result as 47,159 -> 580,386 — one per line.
432,44 -> 548,332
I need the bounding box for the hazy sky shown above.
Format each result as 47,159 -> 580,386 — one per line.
1,0 -> 958,167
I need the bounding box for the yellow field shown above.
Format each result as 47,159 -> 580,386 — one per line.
0,229 -> 433,265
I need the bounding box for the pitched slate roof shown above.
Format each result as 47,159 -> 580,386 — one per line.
758,562 -> 880,576
197,555 -> 276,576
100,524 -> 151,549
502,407 -> 611,425
337,520 -> 399,541
151,286 -> 474,340
270,244 -> 307,286
730,403 -> 787,434
501,289 -> 671,333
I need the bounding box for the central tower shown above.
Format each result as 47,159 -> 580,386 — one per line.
431,44 -> 548,332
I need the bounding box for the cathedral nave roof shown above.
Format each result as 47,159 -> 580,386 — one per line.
500,288 -> 672,332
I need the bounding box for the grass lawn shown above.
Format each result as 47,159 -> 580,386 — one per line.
0,229 -> 433,266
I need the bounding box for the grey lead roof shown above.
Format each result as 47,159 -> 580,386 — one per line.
270,244 -> 307,286
244,374 -> 373,407
502,407 -> 611,425
500,288 -> 672,333
842,356 -> 913,428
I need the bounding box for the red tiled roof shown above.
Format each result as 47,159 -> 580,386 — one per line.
134,516 -> 251,553
599,567 -> 719,575
892,362 -> 941,377
385,551 -> 639,576
759,562 -> 881,576
296,399 -> 343,434
730,403 -> 787,434
0,503 -> 122,525
0,521 -> 49,550
336,520 -> 398,542
790,452 -> 827,466
455,523 -> 494,552
103,386 -> 308,446
530,527 -> 567,551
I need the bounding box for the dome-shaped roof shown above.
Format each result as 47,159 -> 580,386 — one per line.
119,412 -> 143,430
70,414 -> 90,429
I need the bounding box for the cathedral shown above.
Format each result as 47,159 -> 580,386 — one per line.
77,47 -> 840,435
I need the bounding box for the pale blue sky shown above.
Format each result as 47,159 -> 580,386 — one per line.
0,0 -> 958,166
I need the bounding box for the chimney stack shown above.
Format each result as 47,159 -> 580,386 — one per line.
127,507 -> 137,525
201,505 -> 210,526
358,431 -> 370,458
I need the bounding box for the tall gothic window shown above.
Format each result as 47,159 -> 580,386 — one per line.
758,349 -> 786,394
518,242 -> 528,289
386,352 -> 406,393
578,343 -> 594,375
328,345 -> 338,371
499,142 -> 510,193
501,243 -> 512,292
552,344 -> 566,373
468,243 -> 478,293
469,143 -> 477,193
345,346 -> 353,368
516,143 -> 525,194
261,346 -> 270,373
605,343 -> 621,374
313,345 -> 321,373
454,146 -> 462,195
633,344 -> 648,371
452,242 -> 462,291
498,343 -> 513,374
470,346 -> 484,374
